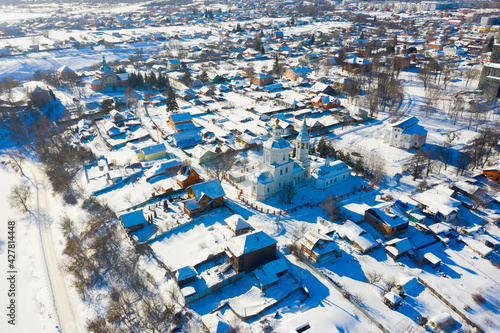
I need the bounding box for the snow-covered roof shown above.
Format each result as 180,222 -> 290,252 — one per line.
141,143 -> 166,156
143,159 -> 182,179
119,209 -> 147,228
424,252 -> 441,265
175,265 -> 197,282
459,236 -> 493,257
384,237 -> 413,254
413,186 -> 461,216
430,313 -> 453,327
263,135 -> 290,150
224,214 -> 251,232
336,221 -> 377,252
311,160 -> 349,179
170,112 -> 193,123
384,291 -> 402,305
300,231 -> 333,252
345,57 -> 372,65
57,65 -> 74,73
227,230 -> 277,257
366,203 -> 409,229
189,179 -> 225,201
251,170 -> 274,184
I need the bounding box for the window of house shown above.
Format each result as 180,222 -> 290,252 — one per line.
280,169 -> 283,175
395,135 -> 398,138
283,155 -> 286,161
286,167 -> 288,173
267,187 -> 270,192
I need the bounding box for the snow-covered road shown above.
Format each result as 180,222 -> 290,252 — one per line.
28,163 -> 81,333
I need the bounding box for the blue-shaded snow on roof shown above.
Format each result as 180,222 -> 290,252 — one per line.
227,230 -> 277,257
189,179 -> 225,201
119,209 -> 147,228
141,143 -> 166,156
170,112 -> 193,123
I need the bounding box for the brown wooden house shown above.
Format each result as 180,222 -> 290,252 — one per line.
364,203 -> 409,238
251,73 -> 274,86
226,231 -> 277,273
176,165 -> 200,188
483,168 -> 500,182
168,112 -> 196,132
300,231 -> 342,263
183,180 -> 225,217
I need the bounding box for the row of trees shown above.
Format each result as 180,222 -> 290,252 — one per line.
61,197 -> 181,332
127,71 -> 170,89
405,126 -> 499,181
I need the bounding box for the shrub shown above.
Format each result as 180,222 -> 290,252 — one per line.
417,316 -> 428,326
472,293 -> 486,305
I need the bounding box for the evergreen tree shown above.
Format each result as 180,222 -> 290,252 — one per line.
166,87 -> 178,113
180,71 -> 192,87
199,70 -> 209,84
317,137 -> 329,158
149,72 -> 157,88
354,158 -> 364,176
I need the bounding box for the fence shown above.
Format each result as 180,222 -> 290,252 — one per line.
228,179 -> 373,217
417,277 -> 483,332
121,187 -> 186,213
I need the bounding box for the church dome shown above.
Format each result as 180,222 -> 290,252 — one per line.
252,170 -> 274,184
98,55 -> 113,73
263,137 -> 290,149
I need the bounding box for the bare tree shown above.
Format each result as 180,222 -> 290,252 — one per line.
464,67 -> 478,87
322,193 -> 346,222
9,184 -> 32,213
422,85 -> 439,117
456,150 -> 471,176
441,66 -> 458,90
203,151 -> 236,181
404,150 -> 427,180
280,182 -> 296,204
364,151 -> 386,185
417,64 -> 432,90
436,131 -> 459,171
7,149 -> 26,177
244,65 -> 255,78
366,271 -> 382,284
343,78 -> 360,103
448,95 -> 464,125
383,276 -> 397,292
422,146 -> 435,178
468,126 -> 500,170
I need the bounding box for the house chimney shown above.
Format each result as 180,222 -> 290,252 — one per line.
385,207 -> 390,213
256,233 -> 259,241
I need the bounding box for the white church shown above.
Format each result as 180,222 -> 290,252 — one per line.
251,118 -> 311,201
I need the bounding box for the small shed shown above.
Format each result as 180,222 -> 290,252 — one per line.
423,252 -> 441,268
175,265 -> 198,287
430,313 -> 454,330
225,214 -> 252,236
383,291 -> 403,309
119,210 -> 147,232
